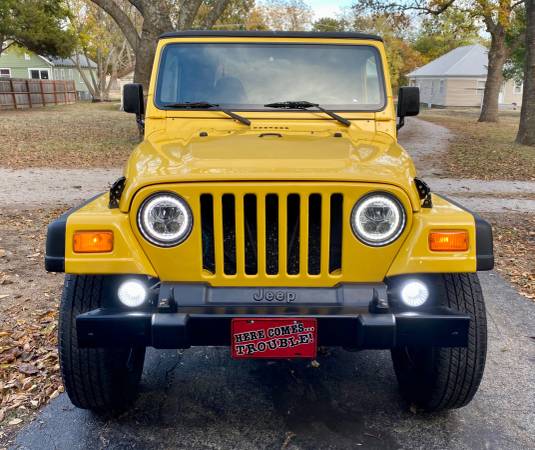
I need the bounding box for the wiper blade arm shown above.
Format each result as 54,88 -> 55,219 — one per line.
264,100 -> 351,127
163,102 -> 251,126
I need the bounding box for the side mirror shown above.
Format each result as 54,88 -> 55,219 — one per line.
397,86 -> 420,130
123,83 -> 145,115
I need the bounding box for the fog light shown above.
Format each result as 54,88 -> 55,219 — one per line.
118,280 -> 147,307
401,280 -> 429,307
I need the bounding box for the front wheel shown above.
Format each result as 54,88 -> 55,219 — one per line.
58,275 -> 146,412
391,273 -> 487,411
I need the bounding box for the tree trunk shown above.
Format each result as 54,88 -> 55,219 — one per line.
90,0 -> 231,93
516,0 -> 535,146
132,1 -> 172,92
133,27 -> 160,92
479,27 -> 508,122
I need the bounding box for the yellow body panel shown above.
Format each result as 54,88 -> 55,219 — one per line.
128,182 -> 413,286
65,194 -> 157,277
63,35 -> 479,284
387,194 -> 477,276
65,191 -> 477,283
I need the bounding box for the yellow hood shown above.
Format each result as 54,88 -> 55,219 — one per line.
120,122 -> 420,211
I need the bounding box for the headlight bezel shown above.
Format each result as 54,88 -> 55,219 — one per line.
350,191 -> 406,247
137,192 -> 193,247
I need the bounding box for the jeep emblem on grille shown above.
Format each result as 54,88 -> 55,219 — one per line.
253,289 -> 296,303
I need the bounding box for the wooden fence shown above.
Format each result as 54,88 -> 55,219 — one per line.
0,79 -> 77,110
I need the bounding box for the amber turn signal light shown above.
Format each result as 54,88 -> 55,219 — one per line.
429,230 -> 469,252
73,231 -> 113,253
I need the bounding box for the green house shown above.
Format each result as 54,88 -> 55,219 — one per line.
0,46 -> 97,100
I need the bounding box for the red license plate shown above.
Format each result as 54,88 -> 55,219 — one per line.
231,318 -> 317,359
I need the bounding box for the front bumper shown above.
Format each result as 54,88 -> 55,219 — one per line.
76,282 -> 470,350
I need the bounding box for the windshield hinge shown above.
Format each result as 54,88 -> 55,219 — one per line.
109,176 -> 126,209
414,177 -> 432,208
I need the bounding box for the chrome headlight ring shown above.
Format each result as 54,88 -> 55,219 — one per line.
137,192 -> 193,247
351,192 -> 406,246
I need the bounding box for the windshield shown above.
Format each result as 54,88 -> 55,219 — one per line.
155,43 -> 386,111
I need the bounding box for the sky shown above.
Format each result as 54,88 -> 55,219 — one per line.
305,0 -> 353,20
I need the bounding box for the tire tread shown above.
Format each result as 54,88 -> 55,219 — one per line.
58,275 -> 145,412
391,273 -> 487,411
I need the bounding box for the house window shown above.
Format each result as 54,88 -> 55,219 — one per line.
60,69 -> 65,80
29,68 -> 50,80
0,68 -> 11,78
439,79 -> 445,94
68,69 -> 73,79
477,80 -> 486,91
24,53 -> 30,61
514,80 -> 523,94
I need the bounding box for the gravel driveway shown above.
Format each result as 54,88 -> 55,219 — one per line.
7,117 -> 535,450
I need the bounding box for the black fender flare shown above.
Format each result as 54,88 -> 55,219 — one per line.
435,194 -> 494,271
44,193 -> 103,272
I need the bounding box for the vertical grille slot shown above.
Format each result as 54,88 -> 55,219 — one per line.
243,194 -> 258,275
200,194 -> 215,273
265,194 -> 279,275
329,193 -> 343,273
308,194 -> 322,275
199,188 -> 343,279
222,194 -> 236,275
287,194 -> 300,275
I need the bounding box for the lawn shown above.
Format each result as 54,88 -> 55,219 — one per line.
487,212 -> 535,300
420,109 -> 535,181
0,102 -> 138,169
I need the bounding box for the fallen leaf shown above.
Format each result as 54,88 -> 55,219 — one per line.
18,363 -> 39,375
8,418 -> 22,426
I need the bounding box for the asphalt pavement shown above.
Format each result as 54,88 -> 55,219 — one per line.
11,272 -> 535,450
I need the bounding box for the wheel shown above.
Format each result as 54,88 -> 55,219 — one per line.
391,273 -> 487,412
58,274 -> 146,412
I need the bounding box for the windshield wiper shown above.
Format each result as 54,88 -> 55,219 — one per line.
264,101 -> 351,127
163,101 -> 251,126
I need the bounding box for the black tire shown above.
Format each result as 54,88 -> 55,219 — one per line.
58,274 -> 146,412
391,273 -> 487,412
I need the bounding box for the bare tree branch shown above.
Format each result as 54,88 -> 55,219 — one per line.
176,0 -> 203,29
356,0 -> 456,16
90,0 -> 140,50
203,0 -> 232,28
71,54 -> 97,99
127,0 -> 144,14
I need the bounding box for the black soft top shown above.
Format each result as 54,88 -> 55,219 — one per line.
159,30 -> 383,42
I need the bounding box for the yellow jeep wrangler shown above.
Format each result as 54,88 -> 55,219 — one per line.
45,31 -> 493,413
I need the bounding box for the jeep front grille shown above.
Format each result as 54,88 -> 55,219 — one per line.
200,192 -> 343,278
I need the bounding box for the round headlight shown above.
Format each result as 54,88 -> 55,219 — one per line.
351,193 -> 406,246
137,193 -> 192,247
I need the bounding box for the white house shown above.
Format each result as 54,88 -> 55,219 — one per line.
408,44 -> 523,109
